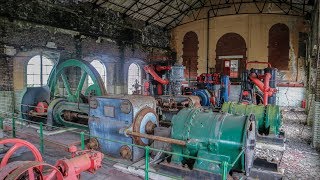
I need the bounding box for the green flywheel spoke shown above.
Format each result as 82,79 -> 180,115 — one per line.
47,59 -> 107,103
60,71 -> 77,102
75,71 -> 87,98
60,71 -> 73,96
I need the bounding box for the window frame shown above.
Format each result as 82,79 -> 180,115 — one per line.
88,59 -> 107,88
26,55 -> 54,87
127,63 -> 142,95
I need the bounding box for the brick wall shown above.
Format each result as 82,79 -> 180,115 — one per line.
0,49 -> 14,114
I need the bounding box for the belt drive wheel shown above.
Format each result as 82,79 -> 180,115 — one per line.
0,139 -> 43,169
47,59 -> 107,103
132,107 -> 158,146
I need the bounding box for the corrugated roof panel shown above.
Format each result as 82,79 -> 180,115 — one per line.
140,9 -> 157,17
95,0 -> 313,28
132,12 -> 149,21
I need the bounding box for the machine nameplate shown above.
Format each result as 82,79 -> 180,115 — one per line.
104,106 -> 115,117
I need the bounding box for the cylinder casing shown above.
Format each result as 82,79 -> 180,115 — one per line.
89,95 -> 158,161
171,108 -> 255,175
221,102 -> 281,135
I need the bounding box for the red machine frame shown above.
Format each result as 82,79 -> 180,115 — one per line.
0,138 -> 104,180
244,61 -> 277,106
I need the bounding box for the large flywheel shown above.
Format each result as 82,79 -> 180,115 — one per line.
47,59 -> 107,102
21,59 -> 107,130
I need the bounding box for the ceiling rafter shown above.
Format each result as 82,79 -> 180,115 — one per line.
179,0 -> 196,19
127,1 -> 160,16
98,0 -> 168,25
254,0 -> 268,13
146,0 -> 173,23
91,0 -> 314,29
123,1 -> 140,14
165,0 -> 204,28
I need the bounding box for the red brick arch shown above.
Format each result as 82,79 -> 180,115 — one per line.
182,31 -> 199,81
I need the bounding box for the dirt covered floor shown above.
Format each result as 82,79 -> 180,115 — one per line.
279,110 -> 320,179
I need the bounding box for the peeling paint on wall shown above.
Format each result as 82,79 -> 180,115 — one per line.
289,41 -> 297,81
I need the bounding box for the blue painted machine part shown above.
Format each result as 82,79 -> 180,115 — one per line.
192,89 -> 211,106
89,95 -> 157,162
220,75 -> 229,104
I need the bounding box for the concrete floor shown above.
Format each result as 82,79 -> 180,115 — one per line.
1,109 -> 319,179
280,110 -> 320,179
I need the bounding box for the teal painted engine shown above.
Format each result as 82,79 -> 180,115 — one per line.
170,108 -> 256,175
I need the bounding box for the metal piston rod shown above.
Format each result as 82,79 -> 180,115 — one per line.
123,130 -> 186,146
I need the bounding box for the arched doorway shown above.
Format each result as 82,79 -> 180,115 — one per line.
215,33 -> 247,80
268,23 -> 290,70
182,31 -> 199,84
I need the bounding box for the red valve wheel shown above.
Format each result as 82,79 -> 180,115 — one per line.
0,138 -> 43,168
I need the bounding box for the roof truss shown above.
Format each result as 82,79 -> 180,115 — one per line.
92,0 -> 314,29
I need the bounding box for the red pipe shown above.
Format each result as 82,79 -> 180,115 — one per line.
249,73 -> 276,106
156,65 -> 171,72
144,65 -> 169,85
157,84 -> 163,95
263,73 -> 271,105
143,81 -> 150,95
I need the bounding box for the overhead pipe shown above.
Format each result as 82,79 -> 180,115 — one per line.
156,65 -> 171,72
144,65 -> 169,85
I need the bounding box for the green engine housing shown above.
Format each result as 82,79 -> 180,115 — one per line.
171,108 -> 256,175
221,102 -> 281,136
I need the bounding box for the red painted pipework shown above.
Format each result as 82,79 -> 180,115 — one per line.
249,72 -> 276,106
55,150 -> 104,179
156,65 -> 171,72
143,81 -> 150,95
157,84 -> 163,95
144,65 -> 169,85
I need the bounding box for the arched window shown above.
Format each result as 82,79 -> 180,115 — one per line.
182,31 -> 199,84
27,55 -> 54,87
128,63 -> 141,94
88,60 -> 107,88
268,23 -> 290,70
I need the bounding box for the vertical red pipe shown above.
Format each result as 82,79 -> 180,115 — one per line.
263,73 -> 272,106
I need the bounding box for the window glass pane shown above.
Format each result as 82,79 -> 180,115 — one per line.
27,55 -> 54,87
128,63 -> 141,94
88,60 -> 107,88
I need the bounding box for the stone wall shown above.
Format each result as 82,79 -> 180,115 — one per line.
0,0 -> 172,114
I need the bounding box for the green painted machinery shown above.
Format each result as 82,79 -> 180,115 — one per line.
21,59 -> 107,130
171,108 -> 256,175
221,102 -> 281,136
47,59 -> 106,102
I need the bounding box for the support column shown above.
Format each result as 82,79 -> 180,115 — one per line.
114,45 -> 125,94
